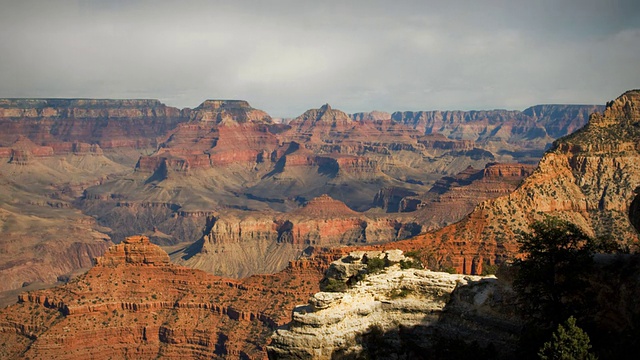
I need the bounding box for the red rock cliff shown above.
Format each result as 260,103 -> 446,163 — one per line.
0,235 -> 331,359
384,91 -> 640,274
0,98 -> 188,150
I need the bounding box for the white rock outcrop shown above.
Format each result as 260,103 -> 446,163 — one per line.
268,251 -> 504,359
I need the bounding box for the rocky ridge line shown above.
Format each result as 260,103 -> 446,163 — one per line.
0,236 -> 337,359
381,90 -> 640,274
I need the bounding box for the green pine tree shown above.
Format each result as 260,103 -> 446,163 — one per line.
538,316 -> 597,360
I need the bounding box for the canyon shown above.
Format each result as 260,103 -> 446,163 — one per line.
0,90 -> 638,359
0,236 -> 334,359
379,90 -> 640,275
0,97 -> 599,293
3,237 -> 638,359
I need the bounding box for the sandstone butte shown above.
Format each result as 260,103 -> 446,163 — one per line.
376,89 -> 640,274
0,236 -> 342,359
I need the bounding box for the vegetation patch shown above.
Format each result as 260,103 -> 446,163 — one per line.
323,278 -> 347,292
399,258 -> 422,270
388,287 -> 413,299
364,257 -> 386,274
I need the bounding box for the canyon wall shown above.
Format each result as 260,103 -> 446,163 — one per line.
0,99 -> 188,162
0,97 -> 606,293
383,90 -> 640,274
79,102 -> 501,255
0,236 -> 335,359
172,195 -> 423,278
390,104 -> 604,148
0,94 -> 637,359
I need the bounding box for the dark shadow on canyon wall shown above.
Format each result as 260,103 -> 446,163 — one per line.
630,187 -> 640,234
327,256 -> 640,360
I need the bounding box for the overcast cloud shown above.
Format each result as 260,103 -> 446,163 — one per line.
0,0 -> 639,117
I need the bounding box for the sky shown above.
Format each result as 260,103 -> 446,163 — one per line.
0,0 -> 639,117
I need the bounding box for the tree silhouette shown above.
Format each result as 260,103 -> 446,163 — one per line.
513,216 -> 596,327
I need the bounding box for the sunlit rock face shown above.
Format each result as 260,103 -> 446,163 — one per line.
0,235 -> 331,359
268,250 -> 521,359
388,90 -> 640,274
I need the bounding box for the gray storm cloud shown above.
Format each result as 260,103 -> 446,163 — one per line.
0,0 -> 639,117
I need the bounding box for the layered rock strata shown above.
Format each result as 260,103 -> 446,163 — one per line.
268,251 -> 521,359
77,100 -> 595,252
172,195 -> 423,278
0,236 -> 333,359
3,244 -> 640,358
391,104 -> 603,148
376,162 -> 535,214
0,99 -> 187,158
0,96 -> 606,293
383,90 -> 640,274
83,102 -> 442,248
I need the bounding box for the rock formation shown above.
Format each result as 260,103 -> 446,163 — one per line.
3,244 -> 639,359
171,195 -> 423,278
0,98 -> 187,165
135,99 -> 279,172
350,110 -> 392,122
410,162 -> 536,228
94,235 -> 171,266
375,162 -> 534,213
269,249 -> 640,359
391,104 -> 604,151
82,103 -> 488,267
0,96 -> 606,295
77,100 -> 595,253
522,104 -> 602,138
268,251 -> 521,359
1,93 -> 637,359
372,187 -> 418,212
384,90 -> 640,274
0,236 -> 333,359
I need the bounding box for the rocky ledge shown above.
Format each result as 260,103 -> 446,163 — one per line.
268,251 -> 521,359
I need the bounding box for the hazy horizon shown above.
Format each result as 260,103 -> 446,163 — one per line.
0,95 -> 609,118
